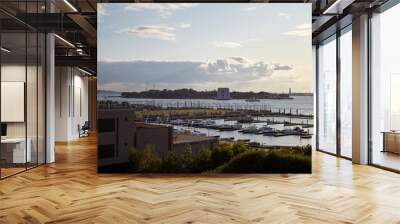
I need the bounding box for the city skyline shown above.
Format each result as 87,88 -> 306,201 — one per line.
98,3 -> 312,93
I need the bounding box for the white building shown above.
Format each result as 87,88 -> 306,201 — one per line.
216,88 -> 231,100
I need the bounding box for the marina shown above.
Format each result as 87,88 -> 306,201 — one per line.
165,117 -> 313,147
99,94 -> 314,147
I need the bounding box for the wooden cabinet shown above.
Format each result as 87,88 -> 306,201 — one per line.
382,132 -> 400,154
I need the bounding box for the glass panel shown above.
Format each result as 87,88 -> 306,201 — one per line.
340,28 -> 352,158
312,45 -> 317,150
26,0 -> 39,169
317,36 -> 337,154
27,30 -> 38,169
38,32 -> 45,165
1,30 -> 27,177
371,4 -> 400,171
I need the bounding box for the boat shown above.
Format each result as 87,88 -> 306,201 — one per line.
192,130 -> 206,136
170,119 -> 185,125
218,124 -> 242,131
257,125 -> 273,134
274,127 -> 307,137
240,125 -> 258,134
300,129 -> 312,139
300,134 -> 312,139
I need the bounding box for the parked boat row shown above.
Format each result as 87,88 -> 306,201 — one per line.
169,119 -> 313,138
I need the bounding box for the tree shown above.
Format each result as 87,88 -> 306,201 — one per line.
139,145 -> 162,172
162,150 -> 182,172
128,145 -> 161,172
181,144 -> 193,172
211,144 -> 234,167
193,148 -> 213,172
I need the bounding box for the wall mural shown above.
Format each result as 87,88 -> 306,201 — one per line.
97,3 -> 313,174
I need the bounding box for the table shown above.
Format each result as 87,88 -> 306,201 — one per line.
382,131 -> 400,154
1,138 -> 31,164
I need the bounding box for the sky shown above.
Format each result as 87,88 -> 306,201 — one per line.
98,3 -> 312,93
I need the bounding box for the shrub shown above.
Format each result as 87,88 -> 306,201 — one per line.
288,144 -> 312,156
128,148 -> 142,171
302,144 -> 312,156
162,150 -> 182,173
192,148 -> 213,172
216,150 -> 311,173
128,145 -> 161,172
181,144 -> 194,172
231,141 -> 250,155
140,146 -> 162,172
211,144 -> 234,167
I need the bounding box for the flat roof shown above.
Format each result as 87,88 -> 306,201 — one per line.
134,122 -> 171,129
173,134 -> 217,145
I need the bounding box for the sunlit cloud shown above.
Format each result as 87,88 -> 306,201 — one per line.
283,23 -> 311,37
124,3 -> 199,17
117,25 -> 176,41
243,5 -> 263,11
98,57 -> 294,92
178,22 -> 191,29
212,41 -> 242,48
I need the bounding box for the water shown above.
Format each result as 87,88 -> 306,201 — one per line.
175,118 -> 313,147
98,94 -> 314,116
98,93 -> 314,147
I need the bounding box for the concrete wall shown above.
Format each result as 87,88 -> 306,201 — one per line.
134,124 -> 172,157
54,66 -> 89,141
97,110 -> 134,167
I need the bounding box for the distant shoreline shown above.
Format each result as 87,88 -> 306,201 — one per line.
103,89 -> 312,100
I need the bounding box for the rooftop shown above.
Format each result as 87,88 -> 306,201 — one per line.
173,134 -> 217,145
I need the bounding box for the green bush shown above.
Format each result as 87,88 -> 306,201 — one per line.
129,143 -> 311,173
211,144 -> 234,167
192,148 -> 213,172
216,150 -> 311,173
288,144 -> 312,156
231,141 -> 250,155
129,145 -> 161,172
128,148 -> 142,171
302,144 -> 312,156
162,150 -> 182,172
181,144 -> 193,171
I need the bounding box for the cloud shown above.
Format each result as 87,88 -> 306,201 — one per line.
98,57 -> 293,92
178,22 -> 191,29
117,25 -> 175,41
201,57 -> 273,78
278,12 -> 291,20
273,64 -> 293,71
212,38 -> 262,48
124,3 -> 199,16
296,24 -> 311,29
212,41 -> 242,48
283,23 -> 311,37
243,5 -> 262,11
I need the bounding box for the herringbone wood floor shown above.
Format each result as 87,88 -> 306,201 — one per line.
1,135 -> 400,224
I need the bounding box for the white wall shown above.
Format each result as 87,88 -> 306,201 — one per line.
55,67 -> 89,141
